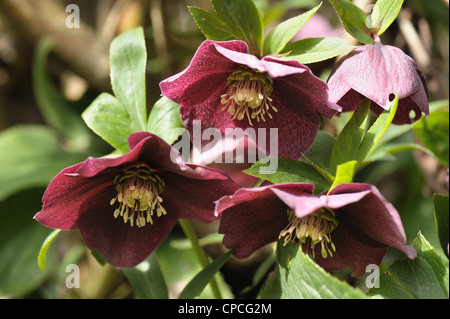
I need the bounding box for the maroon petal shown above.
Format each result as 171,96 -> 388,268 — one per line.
34,162 -> 116,230
76,132 -> 165,178
330,184 -> 416,259
215,44 -> 307,78
160,40 -> 247,104
179,72 -> 235,131
78,132 -> 233,183
216,187 -> 288,258
271,183 -> 371,218
216,183 -> 315,258
217,50 -> 341,119
258,87 -> 321,159
77,186 -> 179,268
316,220 -> 388,277
273,183 -> 416,274
264,57 -> 341,119
161,39 -> 339,160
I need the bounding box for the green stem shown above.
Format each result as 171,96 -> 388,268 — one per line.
178,219 -> 222,299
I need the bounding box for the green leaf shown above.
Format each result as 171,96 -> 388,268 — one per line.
82,93 -> 134,153
282,37 -> 356,64
37,229 -> 61,272
33,38 -> 91,149
329,0 -> 373,44
433,194 -> 449,258
330,98 -> 370,174
429,99 -> 450,113
356,95 -> 399,165
328,160 -> 357,192
273,241 -> 367,298
157,234 -> 233,298
241,252 -> 276,295
302,131 -> 336,177
212,0 -> 264,56
413,108 -> 449,166
0,188 -> 54,297
371,232 -> 449,299
370,0 -> 404,35
110,27 -> 147,131
0,125 -> 88,201
244,158 -> 330,194
123,253 -> 169,299
90,250 -> 107,266
178,250 -> 233,299
263,3 -> 322,55
147,96 -> 185,145
365,142 -> 434,164
188,6 -> 235,41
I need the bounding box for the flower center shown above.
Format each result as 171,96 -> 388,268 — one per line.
279,208 -> 338,259
220,69 -> 277,126
110,164 -> 166,227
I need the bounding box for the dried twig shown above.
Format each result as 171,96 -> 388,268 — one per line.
398,9 -> 431,71
0,0 -> 110,91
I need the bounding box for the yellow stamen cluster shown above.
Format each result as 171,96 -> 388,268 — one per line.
279,208 -> 338,259
110,164 -> 166,227
221,69 -> 277,126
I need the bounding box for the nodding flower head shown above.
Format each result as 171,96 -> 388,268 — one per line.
160,40 -> 341,160
328,43 -> 429,125
215,182 -> 416,277
34,132 -> 240,268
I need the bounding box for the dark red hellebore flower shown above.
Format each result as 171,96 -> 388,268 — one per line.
160,40 -> 341,160
215,182 -> 416,277
34,132 -> 240,268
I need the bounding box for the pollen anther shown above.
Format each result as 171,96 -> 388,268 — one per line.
221,69 -> 276,126
279,208 -> 338,259
110,164 -> 166,227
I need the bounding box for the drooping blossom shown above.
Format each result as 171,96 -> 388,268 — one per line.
160,40 -> 341,160
327,43 -> 429,124
215,183 -> 416,277
34,132 -> 240,268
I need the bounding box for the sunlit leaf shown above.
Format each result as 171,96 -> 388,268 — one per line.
356,94 -> 399,164
330,98 -> 370,174
329,0 -> 373,44
82,93 -> 133,153
110,27 -> 147,131
244,158 -> 330,194
370,232 -> 449,299
123,253 -> 169,299
370,0 -> 404,35
328,160 -> 357,192
188,6 -> 235,41
178,250 -> 233,299
263,3 -> 322,55
413,108 -> 449,166
262,241 -> 367,299
282,37 -> 356,64
212,0 -> 264,56
147,96 -> 185,145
